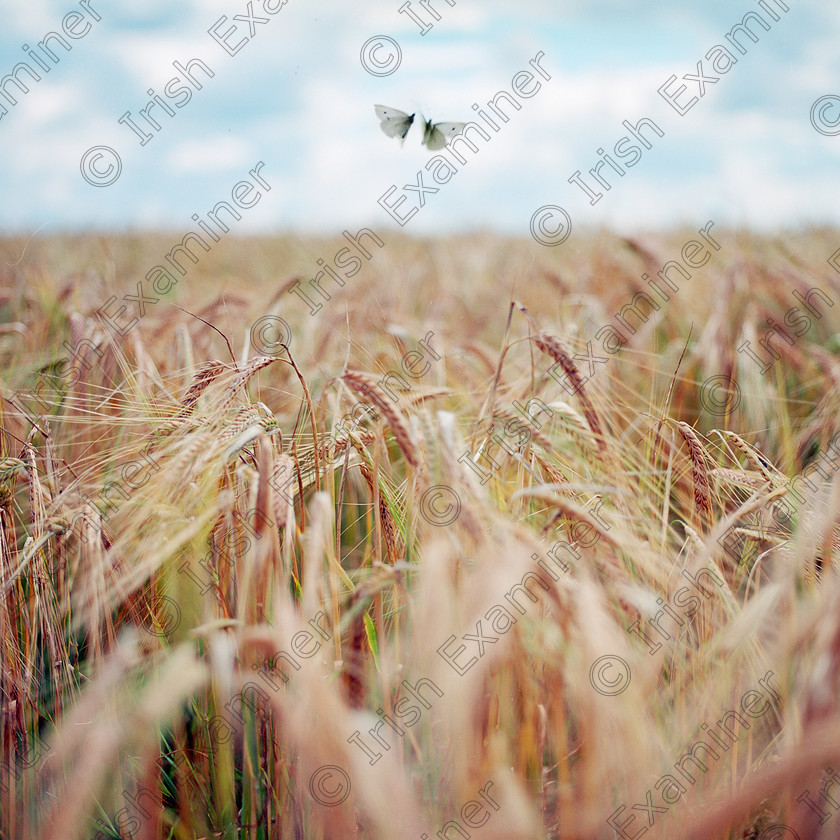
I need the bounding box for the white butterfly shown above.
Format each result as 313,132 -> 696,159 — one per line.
374,104 -> 415,144
421,117 -> 467,151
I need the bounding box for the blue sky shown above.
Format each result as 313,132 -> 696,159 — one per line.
0,0 -> 838,235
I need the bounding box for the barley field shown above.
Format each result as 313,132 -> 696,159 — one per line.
2,228 -> 840,839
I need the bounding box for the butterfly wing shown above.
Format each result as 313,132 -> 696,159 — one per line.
423,121 -> 467,151
421,117 -> 435,147
374,104 -> 415,141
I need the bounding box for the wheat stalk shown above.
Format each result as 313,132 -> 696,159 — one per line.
718,430 -> 784,486
677,421 -> 713,531
218,355 -> 278,415
180,360 -> 231,414
532,332 -> 606,452
341,371 -> 423,472
359,463 -> 402,564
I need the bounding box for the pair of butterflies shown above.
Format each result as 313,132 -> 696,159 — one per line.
375,104 -> 466,151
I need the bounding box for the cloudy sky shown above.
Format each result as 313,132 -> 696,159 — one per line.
1,0 -> 838,236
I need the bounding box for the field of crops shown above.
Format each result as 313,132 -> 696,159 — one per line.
3,228 -> 840,839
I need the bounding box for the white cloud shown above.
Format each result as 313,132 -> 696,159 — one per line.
0,0 -> 839,232
166,136 -> 253,172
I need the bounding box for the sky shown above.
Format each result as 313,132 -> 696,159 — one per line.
0,0 -> 838,237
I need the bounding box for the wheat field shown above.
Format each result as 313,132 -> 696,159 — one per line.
2,228 -> 840,839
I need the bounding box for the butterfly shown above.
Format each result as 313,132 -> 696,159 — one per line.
374,104 -> 466,150
421,117 -> 467,151
374,104 -> 415,144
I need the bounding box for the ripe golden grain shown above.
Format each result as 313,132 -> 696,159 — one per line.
342,370 -> 423,473
531,332 -> 606,453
